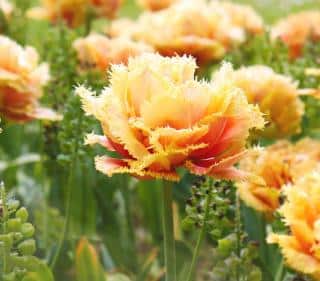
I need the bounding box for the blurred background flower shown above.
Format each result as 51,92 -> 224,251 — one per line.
0,35 -> 61,122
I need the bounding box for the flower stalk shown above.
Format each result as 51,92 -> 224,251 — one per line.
162,180 -> 176,281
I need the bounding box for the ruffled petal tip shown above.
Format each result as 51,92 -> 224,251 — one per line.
95,156 -> 180,181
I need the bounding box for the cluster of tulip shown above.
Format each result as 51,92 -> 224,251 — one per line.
1,0 -> 320,280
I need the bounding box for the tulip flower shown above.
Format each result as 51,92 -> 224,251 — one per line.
27,0 -> 123,27
77,53 -> 264,181
0,36 -> 61,122
237,138 -> 320,213
137,0 -> 177,11
73,33 -> 154,72
208,1 -> 264,36
230,65 -> 305,138
271,11 -> 320,59
108,1 -> 264,64
268,171 -> 320,280
108,1 -> 231,64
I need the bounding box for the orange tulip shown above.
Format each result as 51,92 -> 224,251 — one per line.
271,11 -> 320,59
73,33 -> 154,72
77,54 -> 264,181
0,36 -> 61,122
237,138 -> 320,213
230,65 -> 304,138
137,0 -> 177,11
268,171 -> 320,280
27,0 -> 123,27
209,1 -> 264,36
108,1 -> 263,64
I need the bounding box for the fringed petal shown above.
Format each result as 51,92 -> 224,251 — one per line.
268,234 -> 320,277
85,133 -> 116,151
95,156 -> 180,181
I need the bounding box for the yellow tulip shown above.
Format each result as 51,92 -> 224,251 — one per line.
73,34 -> 154,72
271,11 -> 320,59
27,0 -> 123,27
208,1 -> 264,36
137,0 -> 177,11
237,138 -> 320,213
0,36 -> 61,122
231,65 -> 304,138
77,53 -> 264,181
268,171 -> 320,280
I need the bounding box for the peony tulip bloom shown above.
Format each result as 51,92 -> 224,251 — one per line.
0,36 -> 61,122
237,138 -> 320,213
73,33 -> 154,72
268,171 -> 320,279
90,0 -> 123,19
77,54 -> 264,181
108,1 -> 263,64
0,0 -> 13,18
271,11 -> 320,59
137,0 -> 177,11
27,0 -> 88,27
230,65 -> 304,138
108,1 -> 230,64
209,1 -> 264,36
27,0 -> 123,27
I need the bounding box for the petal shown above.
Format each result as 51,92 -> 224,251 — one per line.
186,150 -> 246,177
77,86 -> 149,159
28,106 -> 62,121
85,133 -> 116,151
268,234 -> 320,277
95,156 -> 180,181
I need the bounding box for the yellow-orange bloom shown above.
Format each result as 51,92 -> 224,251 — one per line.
73,33 -> 154,72
108,1 -> 263,64
271,11 -> 320,59
137,0 -> 177,11
230,65 -> 304,138
90,0 -> 123,19
109,1 -> 231,64
0,0 -> 13,18
77,54 -> 264,181
0,36 -> 61,122
268,171 -> 320,280
27,0 -> 123,27
208,1 -> 264,36
237,138 -> 320,213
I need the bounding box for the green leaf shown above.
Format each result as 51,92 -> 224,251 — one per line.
107,273 -> 132,281
75,238 -> 106,281
242,204 -> 282,281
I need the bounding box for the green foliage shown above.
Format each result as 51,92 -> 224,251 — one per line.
0,185 -> 54,281
183,178 -> 236,240
208,234 -> 262,281
75,238 -> 105,281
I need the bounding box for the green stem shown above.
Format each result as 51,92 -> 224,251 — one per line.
0,184 -> 7,275
186,184 -> 212,281
50,156 -> 75,269
162,181 -> 176,281
121,177 -> 138,272
235,194 -> 241,281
